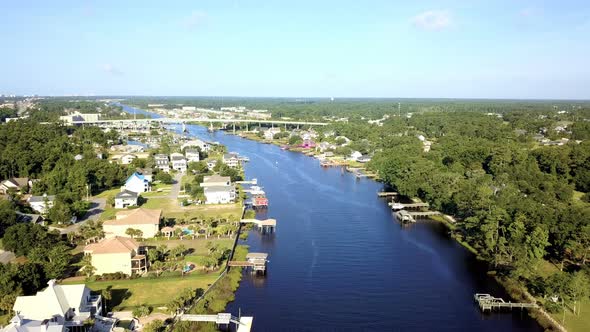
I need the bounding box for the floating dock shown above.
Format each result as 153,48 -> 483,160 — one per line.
474,293 -> 538,312
180,313 -> 254,332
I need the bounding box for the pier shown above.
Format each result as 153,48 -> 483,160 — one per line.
377,192 -> 398,197
236,178 -> 257,185
474,294 -> 538,312
389,202 -> 429,210
241,218 -> 276,233
228,252 -> 269,274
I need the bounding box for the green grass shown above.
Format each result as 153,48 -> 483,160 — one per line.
98,207 -> 118,221
550,299 -> 590,332
62,272 -> 221,311
142,198 -> 242,220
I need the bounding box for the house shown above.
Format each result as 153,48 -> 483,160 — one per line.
124,172 -> 150,193
28,194 -> 55,214
203,186 -> 236,204
263,128 -> 281,140
120,154 -> 137,165
185,149 -> 200,162
350,151 -> 363,161
0,177 -> 31,194
154,154 -> 170,172
299,139 -> 316,149
115,189 -> 139,208
84,236 -> 147,275
103,208 -> 162,239
136,167 -> 153,182
206,159 -> 218,171
181,139 -> 210,152
11,279 -> 101,328
317,142 -> 335,152
223,153 -> 240,168
16,212 -> 44,226
170,152 -> 187,173
200,175 -> 232,187
0,314 -> 66,332
335,136 -> 351,146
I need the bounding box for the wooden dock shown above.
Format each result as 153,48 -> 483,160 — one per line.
408,211 -> 440,217
241,218 -> 276,233
377,192 -> 398,197
388,202 -> 429,209
180,313 -> 253,332
474,293 -> 538,312
228,253 -> 269,273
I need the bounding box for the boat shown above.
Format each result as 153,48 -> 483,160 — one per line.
390,202 -> 405,210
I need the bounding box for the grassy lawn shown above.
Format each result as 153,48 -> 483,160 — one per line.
98,207 -> 119,221
62,272 -> 221,311
142,198 -> 242,220
550,299 -> 590,332
141,183 -> 172,197
95,188 -> 120,199
142,238 -> 233,252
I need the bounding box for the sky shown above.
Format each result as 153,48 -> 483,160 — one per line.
1,0 -> 590,99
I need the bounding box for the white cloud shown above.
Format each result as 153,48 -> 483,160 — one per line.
411,10 -> 452,31
102,64 -> 123,76
182,11 -> 208,30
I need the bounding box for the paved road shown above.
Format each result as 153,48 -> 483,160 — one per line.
53,197 -> 107,234
146,173 -> 183,199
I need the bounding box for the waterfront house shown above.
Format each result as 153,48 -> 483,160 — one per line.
11,279 -> 101,329
154,154 -> 170,172
28,194 -> 55,214
136,167 -> 153,182
299,139 -> 316,149
200,175 -> 232,187
358,155 -> 372,163
223,153 -> 240,168
181,139 -> 210,152
84,236 -> 147,275
120,154 -> 137,165
170,152 -> 188,173
0,177 -> 31,194
114,189 -> 139,208
185,148 -> 200,162
124,172 -> 150,193
204,186 -> 236,204
103,208 -> 162,239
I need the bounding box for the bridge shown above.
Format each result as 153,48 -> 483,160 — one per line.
71,117 -> 329,127
474,293 -> 538,312
179,313 -> 253,332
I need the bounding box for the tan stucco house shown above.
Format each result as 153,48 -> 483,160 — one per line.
83,236 -> 147,276
102,208 -> 162,238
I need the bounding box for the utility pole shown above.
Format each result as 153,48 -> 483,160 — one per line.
398,102 -> 401,117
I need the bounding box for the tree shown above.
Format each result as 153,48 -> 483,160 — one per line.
144,319 -> 164,332
132,305 -> 151,318
47,199 -> 73,225
289,135 -> 302,145
79,254 -> 96,278
0,199 -> 17,237
101,286 -> 112,313
566,271 -> 590,316
29,244 -> 71,279
155,172 -> 173,184
2,223 -> 57,256
125,228 -> 143,239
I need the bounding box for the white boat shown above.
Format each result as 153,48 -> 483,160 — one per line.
390,202 -> 405,210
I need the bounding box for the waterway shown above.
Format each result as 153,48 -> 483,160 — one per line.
119,104 -> 542,331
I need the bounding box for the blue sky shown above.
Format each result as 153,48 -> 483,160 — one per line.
1,0 -> 589,99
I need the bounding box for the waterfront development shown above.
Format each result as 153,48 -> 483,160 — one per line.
127,105 -> 544,331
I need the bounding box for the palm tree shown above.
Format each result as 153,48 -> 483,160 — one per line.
101,286 -> 112,313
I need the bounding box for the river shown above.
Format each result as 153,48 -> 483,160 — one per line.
119,104 -> 542,332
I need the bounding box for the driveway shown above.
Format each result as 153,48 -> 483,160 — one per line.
146,173 -> 183,199
55,198 -> 107,234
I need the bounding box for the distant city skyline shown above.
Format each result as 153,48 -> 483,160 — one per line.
1,0 -> 589,99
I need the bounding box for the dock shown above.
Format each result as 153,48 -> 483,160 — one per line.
236,178 -> 257,185
377,192 -> 398,197
389,202 -> 429,210
408,211 -> 440,218
228,252 -> 269,274
180,313 -> 253,332
241,218 -> 276,233
474,293 -> 538,312
395,210 -> 415,223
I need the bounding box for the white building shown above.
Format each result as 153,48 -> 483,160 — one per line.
264,128 -> 281,140
28,194 -> 55,214
170,152 -> 187,173
350,151 -> 363,161
223,153 -> 240,168
120,154 -> 137,165
124,172 -> 150,193
200,175 -> 235,204
11,280 -> 101,328
182,106 -> 196,111
206,159 -> 218,171
154,154 -> 170,173
115,189 -> 139,208
181,139 -> 210,152
102,208 -> 162,239
185,149 -> 200,162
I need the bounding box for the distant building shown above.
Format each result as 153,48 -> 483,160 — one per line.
170,152 -> 187,173
350,151 -> 362,161
200,175 -> 232,187
182,106 -> 196,111
28,194 -> 55,214
114,189 -> 139,209
181,139 -> 210,152
154,154 -> 170,172
0,177 -> 31,194
59,112 -> 101,124
135,168 -> 153,182
201,176 -> 235,204
124,172 -> 150,193
185,149 -> 200,162
223,153 -> 240,168
206,159 -> 218,171
120,154 -> 137,165
264,128 -> 281,140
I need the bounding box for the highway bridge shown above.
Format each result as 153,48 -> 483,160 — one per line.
71,117 -> 329,126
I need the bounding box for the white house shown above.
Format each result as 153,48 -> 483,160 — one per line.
115,189 -> 139,208
170,152 -> 187,173
223,153 -> 240,168
136,168 -> 153,182
154,154 -> 170,173
0,177 -> 31,194
124,172 -> 150,193
203,186 -> 236,204
181,139 -> 210,152
185,149 -> 200,162
102,208 -> 162,239
28,194 -> 55,214
11,279 -> 101,328
206,159 -> 218,171
350,151 -> 363,161
120,154 -> 137,165
264,128 -> 281,140
200,175 -> 232,187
